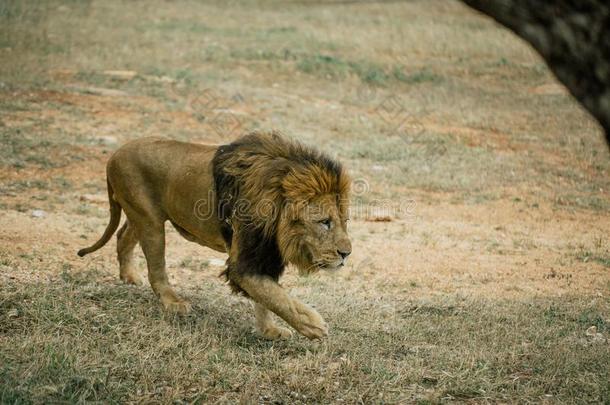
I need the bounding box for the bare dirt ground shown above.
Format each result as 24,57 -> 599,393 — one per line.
1,1 -> 609,403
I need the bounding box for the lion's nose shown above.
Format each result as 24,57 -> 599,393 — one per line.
337,249 -> 351,259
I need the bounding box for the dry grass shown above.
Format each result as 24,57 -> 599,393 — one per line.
1,270 -> 608,403
1,0 -> 609,403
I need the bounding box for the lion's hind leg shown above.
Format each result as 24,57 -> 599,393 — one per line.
137,223 -> 191,315
118,199 -> 191,315
117,220 -> 144,285
254,302 -> 293,340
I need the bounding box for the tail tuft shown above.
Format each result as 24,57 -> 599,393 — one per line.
77,179 -> 122,258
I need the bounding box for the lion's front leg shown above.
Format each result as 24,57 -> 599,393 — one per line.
238,275 -> 328,340
254,303 -> 293,340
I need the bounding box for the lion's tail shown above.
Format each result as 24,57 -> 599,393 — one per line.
77,179 -> 122,257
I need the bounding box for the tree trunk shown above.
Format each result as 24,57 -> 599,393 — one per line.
461,0 -> 610,147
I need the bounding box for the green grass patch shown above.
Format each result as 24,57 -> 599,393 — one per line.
152,20 -> 212,34
0,126 -> 86,169
576,250 -> 610,268
294,53 -> 442,86
392,67 -> 443,84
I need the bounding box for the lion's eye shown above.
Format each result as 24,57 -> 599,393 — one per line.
319,218 -> 332,230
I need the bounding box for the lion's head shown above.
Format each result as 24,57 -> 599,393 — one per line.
213,131 -> 351,281
277,168 -> 351,273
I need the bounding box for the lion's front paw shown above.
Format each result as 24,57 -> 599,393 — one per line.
120,272 -> 144,286
294,304 -> 328,340
260,326 -> 293,340
161,296 -> 192,315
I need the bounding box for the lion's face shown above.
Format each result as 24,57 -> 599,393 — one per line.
278,193 -> 351,274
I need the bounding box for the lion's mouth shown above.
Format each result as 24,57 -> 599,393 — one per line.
318,259 -> 346,271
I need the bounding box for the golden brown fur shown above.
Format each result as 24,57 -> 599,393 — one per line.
78,131 -> 351,339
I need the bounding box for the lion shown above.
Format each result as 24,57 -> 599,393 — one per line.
77,131 -> 352,340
